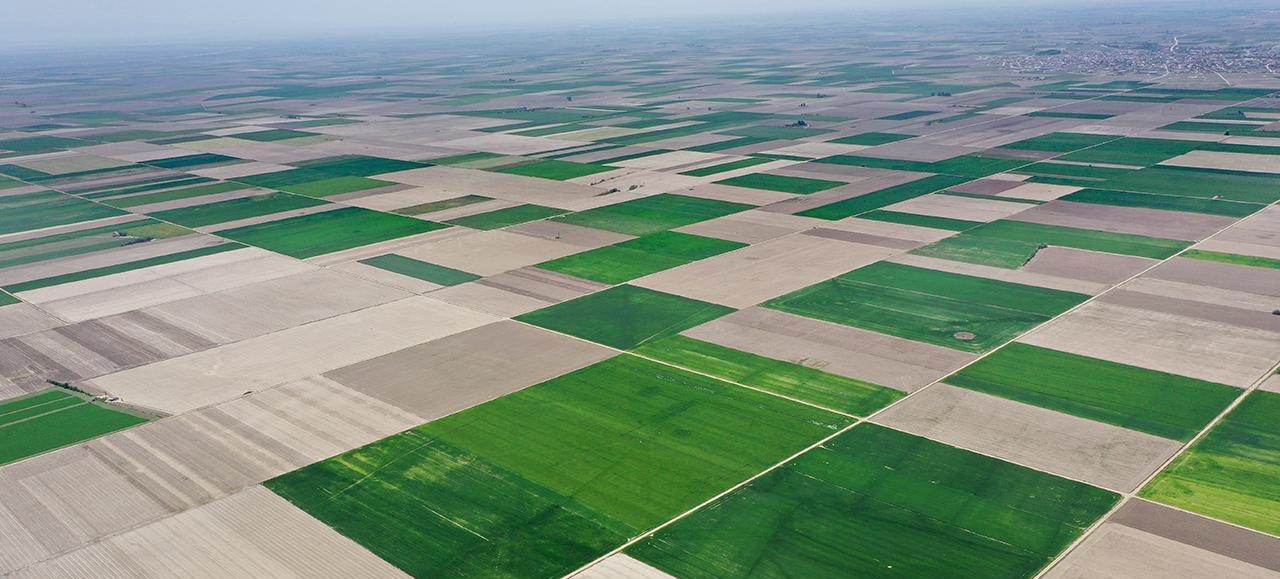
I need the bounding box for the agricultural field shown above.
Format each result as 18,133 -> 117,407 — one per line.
628,424 -> 1119,579
0,389 -> 148,465
267,355 -> 848,578
2,10 -> 1278,578
766,262 -> 1089,352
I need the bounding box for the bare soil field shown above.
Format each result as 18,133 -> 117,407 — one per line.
1010,201 -> 1237,241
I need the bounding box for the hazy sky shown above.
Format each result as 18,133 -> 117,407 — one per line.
5,0 -> 1157,48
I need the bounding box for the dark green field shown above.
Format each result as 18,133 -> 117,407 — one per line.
150,192 -> 328,227
816,154 -> 1026,178
0,389 -> 148,465
106,181 -> 247,208
1056,137 -> 1201,166
552,193 -> 752,235
629,423 -> 1119,579
444,203 -> 567,230
946,343 -> 1240,441
516,284 -> 734,349
277,176 -> 396,197
392,195 -> 492,216
798,175 -> 970,220
0,190 -> 127,235
1097,165 -> 1280,204
266,355 -> 848,579
634,335 -> 903,415
766,262 -> 1087,352
714,173 -> 846,194
860,209 -> 982,231
1182,249 -> 1280,270
999,132 -> 1117,153
537,231 -> 744,284
678,157 -> 773,177
911,219 -> 1189,268
216,206 -> 447,259
828,132 -> 914,146
358,253 -> 479,286
1140,391 -> 1280,535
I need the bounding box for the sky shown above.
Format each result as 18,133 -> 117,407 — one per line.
5,0 -> 1182,49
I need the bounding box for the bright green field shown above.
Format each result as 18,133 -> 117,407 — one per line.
552,193 -> 753,236
357,253 -> 479,286
444,203 -> 567,230
1061,188 -> 1261,217
1057,137 -> 1202,166
149,192 -> 328,227
537,231 -> 744,284
0,190 -> 126,236
217,206 -> 447,259
496,159 -> 615,180
911,219 -> 1190,268
999,132 -> 1117,153
629,423 -> 1119,579
516,284 -> 734,349
798,174 -> 970,220
0,389 -> 148,465
946,343 -> 1240,441
266,355 -> 848,579
828,132 -> 914,146
714,173 -> 846,194
278,176 -> 396,197
766,262 -> 1087,352
634,335 -> 903,415
1140,391 -> 1280,535
1182,249 -> 1280,270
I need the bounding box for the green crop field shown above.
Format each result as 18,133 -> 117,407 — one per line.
149,192 -> 328,227
798,175 -> 970,220
278,176 -> 396,197
817,154 -> 1026,178
537,231 -> 744,284
106,181 -> 246,208
235,156 -> 424,189
1000,132 -> 1117,153
0,190 -> 127,235
860,209 -> 982,231
496,159 -> 615,180
946,343 -> 1240,440
1140,391 -> 1280,535
266,355 -> 848,579
678,157 -> 772,177
216,206 -> 447,259
444,203 -> 567,230
1182,249 -> 1280,270
1061,188 -> 1261,217
357,253 -> 479,286
1094,166 -> 1280,205
629,423 -> 1119,579
828,132 -> 914,146
911,219 -> 1189,268
84,176 -> 216,199
516,284 -> 734,349
714,173 -> 846,194
392,195 -> 492,216
634,335 -> 903,415
144,152 -> 240,169
0,290 -> 17,306
766,262 -> 1088,352
1015,162 -> 1133,181
552,193 -> 752,235
0,218 -> 187,270
0,389 -> 148,465
1056,137 -> 1202,166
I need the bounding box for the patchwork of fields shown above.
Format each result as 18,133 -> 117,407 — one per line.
1,19 -> 1278,579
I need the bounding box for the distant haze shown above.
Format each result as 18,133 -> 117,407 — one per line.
3,0 -> 1223,49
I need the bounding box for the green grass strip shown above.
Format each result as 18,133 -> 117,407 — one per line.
714,173 -> 845,195
798,175 -> 970,220
1181,249 -> 1280,270
679,157 -> 772,177
358,253 -> 479,286
445,204 -> 567,230
859,210 -> 983,231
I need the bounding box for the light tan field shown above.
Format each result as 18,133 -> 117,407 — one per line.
1011,201 -> 1237,241
1162,149 -> 1280,174
377,165 -> 605,209
674,209 -> 820,244
633,234 -> 895,308
327,321 -> 614,419
572,554 -> 678,579
0,235 -> 221,287
398,229 -> 586,276
882,193 -> 1034,222
88,296 -> 497,413
873,384 -> 1183,491
14,247 -> 315,323
889,253 -> 1108,294
0,377 -> 420,574
1020,301 -> 1280,387
0,303 -> 61,340
1022,246 -> 1156,285
683,307 -> 976,392
8,487 -> 412,579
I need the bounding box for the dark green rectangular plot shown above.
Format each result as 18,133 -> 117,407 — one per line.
798,175 -> 969,220
714,173 -> 846,194
358,253 -> 479,286
445,204 -> 567,230
517,284 -> 734,349
149,192 -> 328,228
553,194 -> 752,236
